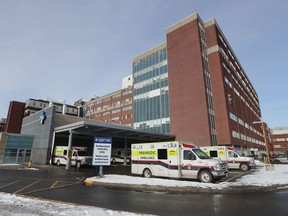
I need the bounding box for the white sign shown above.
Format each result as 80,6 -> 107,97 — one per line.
92,137 -> 112,166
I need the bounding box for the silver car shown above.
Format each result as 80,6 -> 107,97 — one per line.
271,154 -> 288,164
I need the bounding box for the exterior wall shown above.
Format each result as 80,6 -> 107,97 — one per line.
24,98 -> 79,117
166,13 -> 215,145
21,106 -> 56,164
271,127 -> 288,154
0,132 -> 33,164
5,101 -> 25,134
84,87 -> 133,127
133,43 -> 170,134
205,19 -> 265,152
0,118 -> 6,132
0,133 -> 7,163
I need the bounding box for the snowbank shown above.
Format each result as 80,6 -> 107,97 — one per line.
0,192 -> 150,216
86,165 -> 288,190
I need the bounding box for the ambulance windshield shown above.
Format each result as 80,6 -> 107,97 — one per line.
192,149 -> 211,159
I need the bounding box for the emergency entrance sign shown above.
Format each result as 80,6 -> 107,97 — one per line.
92,137 -> 112,166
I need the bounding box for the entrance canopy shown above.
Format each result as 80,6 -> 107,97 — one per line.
54,120 -> 175,142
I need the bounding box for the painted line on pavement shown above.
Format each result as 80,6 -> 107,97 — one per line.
14,179 -> 42,194
0,179 -> 25,189
19,183 -> 78,195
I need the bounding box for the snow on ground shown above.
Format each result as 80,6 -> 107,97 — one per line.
0,192 -> 151,216
1,165 -> 287,215
86,165 -> 288,190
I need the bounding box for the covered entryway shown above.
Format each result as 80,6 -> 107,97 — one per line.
51,120 -> 175,168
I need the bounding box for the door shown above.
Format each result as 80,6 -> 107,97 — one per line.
180,150 -> 198,179
16,149 -> 31,163
227,151 -> 239,169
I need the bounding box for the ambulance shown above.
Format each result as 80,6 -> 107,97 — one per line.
131,141 -> 228,183
53,146 -> 92,168
111,148 -> 131,164
200,146 -> 256,171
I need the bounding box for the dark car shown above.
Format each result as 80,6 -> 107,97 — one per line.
271,154 -> 288,164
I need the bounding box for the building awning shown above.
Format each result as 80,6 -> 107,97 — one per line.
54,120 -> 175,142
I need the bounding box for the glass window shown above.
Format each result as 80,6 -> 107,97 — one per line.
158,149 -> 167,160
183,150 -> 196,160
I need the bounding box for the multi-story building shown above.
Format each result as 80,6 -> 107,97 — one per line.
4,101 -> 25,134
0,118 -> 7,132
205,18 -> 265,154
133,43 -> 170,134
271,127 -> 288,154
24,98 -> 79,117
83,75 -> 133,127
133,13 -> 265,154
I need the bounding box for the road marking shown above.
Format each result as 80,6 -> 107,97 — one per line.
0,177 -> 13,182
19,183 -> 78,195
0,179 -> 25,189
50,181 -> 59,188
14,179 -> 42,194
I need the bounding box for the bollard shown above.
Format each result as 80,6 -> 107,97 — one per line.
27,161 -> 32,168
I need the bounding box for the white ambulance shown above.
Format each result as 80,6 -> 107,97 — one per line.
131,141 -> 228,183
53,146 -> 92,168
200,146 -> 256,171
111,148 -> 131,164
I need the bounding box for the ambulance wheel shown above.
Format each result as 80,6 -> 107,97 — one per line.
76,162 -> 81,169
199,170 -> 213,183
56,160 -> 60,166
143,168 -> 152,178
240,162 -> 249,171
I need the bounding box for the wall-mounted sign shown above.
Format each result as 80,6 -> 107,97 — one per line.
92,137 -> 112,166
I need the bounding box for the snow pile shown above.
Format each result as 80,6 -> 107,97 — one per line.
86,165 -> 288,190
0,192 -> 151,216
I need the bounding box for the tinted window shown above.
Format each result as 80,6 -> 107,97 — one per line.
158,149 -> 167,159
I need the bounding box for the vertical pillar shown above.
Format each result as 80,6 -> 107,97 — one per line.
123,138 -> 128,165
65,130 -> 73,170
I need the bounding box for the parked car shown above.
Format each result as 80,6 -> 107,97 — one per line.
271,154 -> 288,164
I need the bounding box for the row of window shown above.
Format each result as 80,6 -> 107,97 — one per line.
85,98 -> 132,113
229,112 -> 263,137
220,48 -> 259,111
92,113 -> 133,120
134,78 -> 169,97
86,105 -> 133,116
134,122 -> 171,134
133,48 -> 167,73
133,94 -> 170,123
224,72 -> 260,119
134,65 -> 168,83
232,130 -> 264,146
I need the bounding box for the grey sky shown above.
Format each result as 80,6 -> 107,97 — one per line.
0,0 -> 287,128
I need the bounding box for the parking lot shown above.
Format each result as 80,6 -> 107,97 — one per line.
0,164 -> 248,196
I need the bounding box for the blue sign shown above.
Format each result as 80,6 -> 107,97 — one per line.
92,137 -> 112,166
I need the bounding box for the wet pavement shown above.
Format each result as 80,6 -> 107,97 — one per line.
1,164 -> 288,215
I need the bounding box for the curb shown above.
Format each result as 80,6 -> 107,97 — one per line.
84,179 -> 288,194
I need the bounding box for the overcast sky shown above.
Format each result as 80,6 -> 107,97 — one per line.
0,0 -> 287,128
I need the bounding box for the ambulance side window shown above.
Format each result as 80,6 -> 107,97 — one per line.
228,151 -> 238,158
73,152 -> 77,157
183,150 -> 196,160
158,149 -> 167,159
63,150 -> 67,156
210,151 -> 218,157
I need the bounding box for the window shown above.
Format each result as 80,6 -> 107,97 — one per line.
183,150 -> 196,160
158,149 -> 167,160
209,151 -> 218,157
